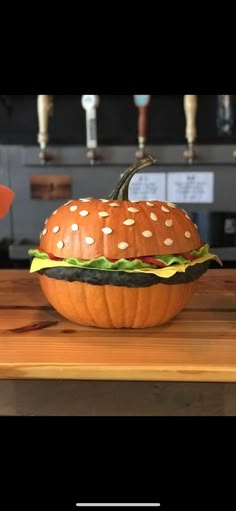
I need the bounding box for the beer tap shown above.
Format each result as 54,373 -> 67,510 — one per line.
134,95 -> 151,160
183,95 -> 198,164
81,95 -> 100,165
216,95 -> 236,160
37,95 -> 53,164
217,95 -> 234,136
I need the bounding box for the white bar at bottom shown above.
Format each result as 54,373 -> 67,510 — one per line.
76,504 -> 161,508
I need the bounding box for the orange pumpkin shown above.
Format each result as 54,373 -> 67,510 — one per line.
0,185 -> 14,219
29,156 -> 220,328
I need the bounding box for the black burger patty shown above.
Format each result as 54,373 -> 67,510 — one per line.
38,260 -> 210,287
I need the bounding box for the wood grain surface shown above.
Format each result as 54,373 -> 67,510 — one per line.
0,269 -> 236,381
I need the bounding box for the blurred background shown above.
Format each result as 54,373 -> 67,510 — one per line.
1,94 -> 236,268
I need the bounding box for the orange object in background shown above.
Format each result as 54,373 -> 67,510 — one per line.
0,185 -> 15,219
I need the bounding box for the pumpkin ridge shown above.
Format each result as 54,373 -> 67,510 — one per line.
104,284 -> 114,328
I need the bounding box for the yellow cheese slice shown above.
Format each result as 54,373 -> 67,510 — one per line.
30,258 -> 81,273
132,253 -> 219,278
30,252 -> 220,278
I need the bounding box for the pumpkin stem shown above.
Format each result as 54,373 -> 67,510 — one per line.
108,155 -> 157,200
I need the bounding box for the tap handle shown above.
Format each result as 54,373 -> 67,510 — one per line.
138,106 -> 148,147
85,107 -> 97,150
81,95 -> 99,151
134,95 -> 151,148
37,95 -> 52,149
184,95 -> 197,145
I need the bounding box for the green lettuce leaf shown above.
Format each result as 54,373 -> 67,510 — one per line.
28,244 -> 211,271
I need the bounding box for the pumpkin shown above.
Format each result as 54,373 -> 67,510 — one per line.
29,156 -> 220,328
0,185 -> 14,219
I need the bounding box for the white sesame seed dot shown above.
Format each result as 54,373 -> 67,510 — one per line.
39,232 -> 42,239
102,227 -> 113,235
52,226 -> 60,233
100,199 -> 109,202
57,241 -> 64,249
165,219 -> 173,227
161,206 -> 170,213
42,229 -> 47,236
52,210 -> 58,215
146,201 -> 154,206
80,198 -> 91,202
128,207 -> 139,213
71,224 -> 79,231
98,211 -> 109,218
70,205 -> 78,212
167,202 -> 176,208
123,219 -> 135,226
79,210 -> 89,217
142,230 -> 153,238
150,213 -> 158,221
85,237 -> 94,245
185,215 -> 191,220
185,231 -> 191,238
64,200 -> 73,206
194,224 -> 198,230
45,218 -> 48,224
130,200 -> 139,203
164,238 -> 173,246
109,203 -> 120,207
118,242 -> 129,250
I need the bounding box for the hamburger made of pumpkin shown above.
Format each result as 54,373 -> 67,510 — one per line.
29,156 -> 221,328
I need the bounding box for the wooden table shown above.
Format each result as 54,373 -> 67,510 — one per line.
0,269 -> 236,382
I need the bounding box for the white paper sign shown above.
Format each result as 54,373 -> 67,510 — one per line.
167,172 -> 214,204
127,172 -> 166,201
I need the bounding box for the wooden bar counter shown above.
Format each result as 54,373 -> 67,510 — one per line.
0,269 -> 236,382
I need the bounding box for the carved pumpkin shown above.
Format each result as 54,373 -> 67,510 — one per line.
29,156 -> 220,328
